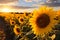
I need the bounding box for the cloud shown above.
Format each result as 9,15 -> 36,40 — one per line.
24,0 -> 32,2
39,0 -> 60,7
46,0 -> 57,3
0,5 -> 35,9
42,3 -> 60,7
0,0 -> 18,4
0,1 -> 18,6
0,5 -> 36,12
32,2 -> 45,7
33,0 -> 40,2
32,0 -> 60,7
24,0 -> 39,2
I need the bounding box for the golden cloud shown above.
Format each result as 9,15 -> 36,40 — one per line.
0,0 -> 18,4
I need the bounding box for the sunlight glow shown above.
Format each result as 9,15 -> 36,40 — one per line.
1,8 -> 12,12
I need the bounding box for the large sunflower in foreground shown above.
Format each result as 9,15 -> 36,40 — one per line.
29,6 -> 57,35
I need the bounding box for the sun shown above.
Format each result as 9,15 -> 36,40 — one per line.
1,8 -> 12,12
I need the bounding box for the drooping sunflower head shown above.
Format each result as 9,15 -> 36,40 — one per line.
29,6 -> 57,36
13,25 -> 20,35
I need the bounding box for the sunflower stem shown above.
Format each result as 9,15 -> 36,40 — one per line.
19,30 -> 33,40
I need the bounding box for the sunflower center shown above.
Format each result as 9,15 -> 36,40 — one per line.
12,22 -> 14,24
20,19 -> 24,22
16,28 -> 20,33
36,14 -> 50,28
26,13 -> 29,16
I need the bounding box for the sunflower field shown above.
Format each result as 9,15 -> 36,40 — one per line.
0,6 -> 60,40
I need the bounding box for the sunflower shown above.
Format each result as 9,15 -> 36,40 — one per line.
15,13 -> 24,19
24,12 -> 32,19
29,6 -> 57,35
56,10 -> 60,15
10,19 -> 16,25
13,25 -> 20,35
19,16 -> 25,24
56,10 -> 60,20
3,13 -> 14,22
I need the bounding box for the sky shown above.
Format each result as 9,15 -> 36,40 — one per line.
0,0 -> 60,12
0,0 -> 45,6
0,0 -> 60,6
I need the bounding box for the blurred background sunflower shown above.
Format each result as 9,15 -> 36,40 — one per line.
13,24 -> 21,35
10,19 -> 16,25
24,12 -> 32,19
29,6 -> 57,36
19,16 -> 25,24
14,12 -> 24,19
